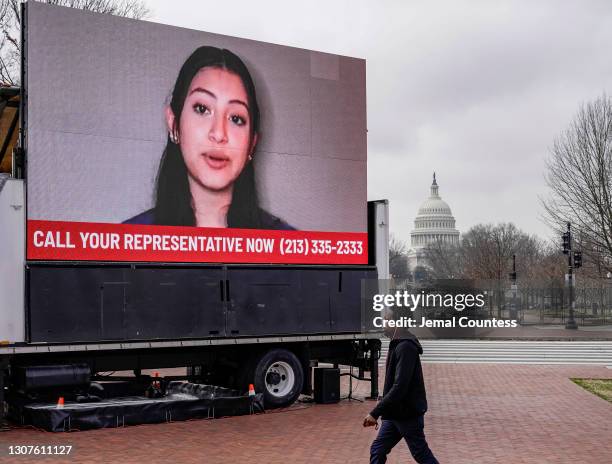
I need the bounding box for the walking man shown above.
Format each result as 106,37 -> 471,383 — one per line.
364,325 -> 439,463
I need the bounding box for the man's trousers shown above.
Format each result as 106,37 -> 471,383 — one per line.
370,416 -> 439,464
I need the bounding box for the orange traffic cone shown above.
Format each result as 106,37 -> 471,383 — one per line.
248,384 -> 256,397
57,397 -> 64,409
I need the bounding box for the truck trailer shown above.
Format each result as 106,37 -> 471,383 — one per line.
0,2 -> 387,426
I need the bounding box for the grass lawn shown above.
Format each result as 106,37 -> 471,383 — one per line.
571,378 -> 612,403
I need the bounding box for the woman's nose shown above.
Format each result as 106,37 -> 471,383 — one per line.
208,114 -> 228,144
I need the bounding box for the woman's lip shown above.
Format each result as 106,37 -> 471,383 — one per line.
203,153 -> 229,170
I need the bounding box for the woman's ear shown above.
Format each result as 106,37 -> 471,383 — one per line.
165,106 -> 177,141
250,133 -> 259,157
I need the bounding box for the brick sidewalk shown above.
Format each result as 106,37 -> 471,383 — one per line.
1,364 -> 611,463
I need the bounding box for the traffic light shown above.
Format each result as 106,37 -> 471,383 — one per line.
573,251 -> 582,269
562,232 -> 571,254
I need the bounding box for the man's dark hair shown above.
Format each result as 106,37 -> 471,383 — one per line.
384,307 -> 417,340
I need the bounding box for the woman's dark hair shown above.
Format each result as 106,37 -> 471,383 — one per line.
154,46 -> 263,228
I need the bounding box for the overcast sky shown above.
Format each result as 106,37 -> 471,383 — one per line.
145,0 -> 612,243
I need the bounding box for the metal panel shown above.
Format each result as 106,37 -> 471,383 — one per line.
127,267 -> 225,340
28,265 -> 225,343
226,266 -> 377,337
28,266 -> 127,342
0,177 -> 25,343
330,269 -> 376,333
226,267 -> 301,336
368,199 -> 389,279
0,333 -> 381,355
295,270 -> 332,334
100,280 -> 127,340
26,264 -> 376,344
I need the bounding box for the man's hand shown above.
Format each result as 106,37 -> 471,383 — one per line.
363,414 -> 378,428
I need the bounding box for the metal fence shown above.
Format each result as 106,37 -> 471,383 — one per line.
497,286 -> 612,326
389,278 -> 612,327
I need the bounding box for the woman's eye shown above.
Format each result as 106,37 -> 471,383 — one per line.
193,103 -> 210,115
230,114 -> 246,126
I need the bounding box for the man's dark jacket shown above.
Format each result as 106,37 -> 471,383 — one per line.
370,337 -> 427,420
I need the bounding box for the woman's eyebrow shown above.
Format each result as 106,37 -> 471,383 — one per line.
228,99 -> 249,110
189,87 -> 248,110
189,87 -> 215,98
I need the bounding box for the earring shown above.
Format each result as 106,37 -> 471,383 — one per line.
248,154 -> 253,161
170,132 -> 179,144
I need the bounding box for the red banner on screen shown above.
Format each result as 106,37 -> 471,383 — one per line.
27,220 -> 368,265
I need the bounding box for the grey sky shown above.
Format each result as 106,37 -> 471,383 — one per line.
145,0 -> 612,243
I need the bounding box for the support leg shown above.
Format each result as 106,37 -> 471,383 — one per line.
368,339 -> 381,400
0,357 -> 9,430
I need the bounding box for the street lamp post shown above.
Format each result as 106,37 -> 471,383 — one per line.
564,223 -> 578,330
509,254 -> 518,321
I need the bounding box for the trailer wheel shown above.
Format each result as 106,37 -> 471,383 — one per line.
253,349 -> 303,408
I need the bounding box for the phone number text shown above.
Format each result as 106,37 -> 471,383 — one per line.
279,239 -> 364,256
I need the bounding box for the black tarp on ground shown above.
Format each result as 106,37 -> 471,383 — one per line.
12,382 -> 264,432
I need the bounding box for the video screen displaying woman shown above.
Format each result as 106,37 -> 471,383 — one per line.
125,46 -> 294,230
26,3 -> 368,264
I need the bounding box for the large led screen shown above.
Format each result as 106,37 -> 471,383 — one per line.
25,2 -> 367,264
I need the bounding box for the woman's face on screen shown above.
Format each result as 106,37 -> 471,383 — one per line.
173,67 -> 255,192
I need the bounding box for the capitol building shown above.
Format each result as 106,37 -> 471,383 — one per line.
407,173 -> 460,273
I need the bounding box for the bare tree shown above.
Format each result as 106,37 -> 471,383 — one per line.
424,239 -> 463,279
389,234 -> 409,279
423,223 -> 544,315
0,0 -> 149,85
461,224 -> 516,280
532,243 -> 565,285
542,94 -> 612,273
424,223 -> 545,283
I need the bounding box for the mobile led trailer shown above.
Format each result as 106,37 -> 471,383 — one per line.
0,3 -> 384,420
24,2 -> 367,265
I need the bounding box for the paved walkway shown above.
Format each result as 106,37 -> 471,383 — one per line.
1,364 -> 611,463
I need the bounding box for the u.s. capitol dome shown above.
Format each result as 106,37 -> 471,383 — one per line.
407,173 -> 459,272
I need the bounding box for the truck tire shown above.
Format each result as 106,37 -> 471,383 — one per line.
253,349 -> 303,408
